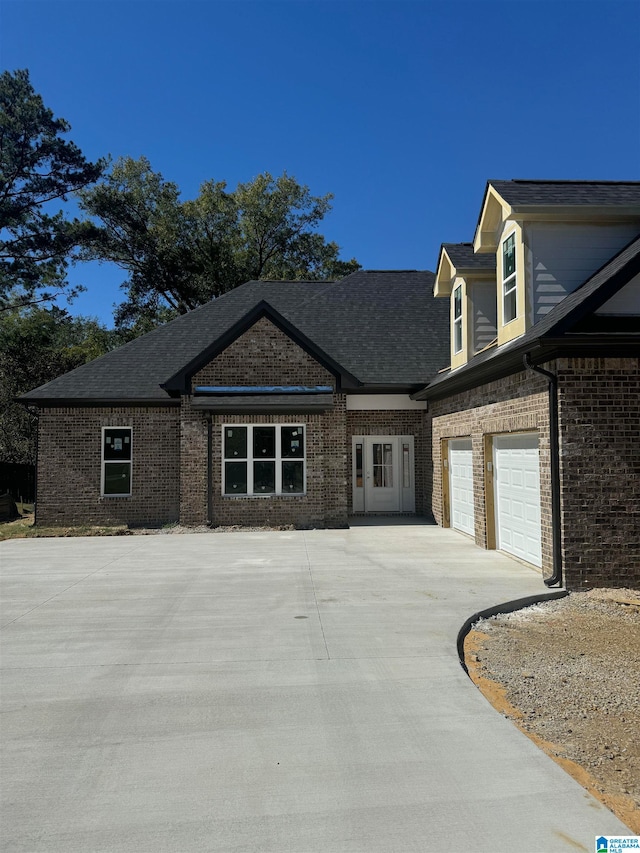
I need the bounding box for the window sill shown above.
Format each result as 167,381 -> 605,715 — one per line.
222,493 -> 307,499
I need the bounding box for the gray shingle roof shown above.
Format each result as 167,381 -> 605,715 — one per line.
22,271 -> 449,403
441,243 -> 496,271
490,180 -> 640,208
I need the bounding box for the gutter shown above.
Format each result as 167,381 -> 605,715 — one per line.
33,407 -> 39,527
523,354 -> 562,587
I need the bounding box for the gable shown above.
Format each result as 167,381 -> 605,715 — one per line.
191,317 -> 336,392
162,300 -> 360,395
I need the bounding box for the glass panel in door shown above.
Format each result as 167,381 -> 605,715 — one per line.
372,442 -> 393,487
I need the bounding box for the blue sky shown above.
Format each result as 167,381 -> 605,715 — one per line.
2,0 -> 639,326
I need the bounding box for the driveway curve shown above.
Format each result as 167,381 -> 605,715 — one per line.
0,524 -> 630,852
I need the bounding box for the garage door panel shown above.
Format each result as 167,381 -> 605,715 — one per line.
449,439 -> 474,537
494,434 -> 542,568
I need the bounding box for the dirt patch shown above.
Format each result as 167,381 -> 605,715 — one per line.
0,514 -> 129,540
130,524 -> 296,534
464,589 -> 640,833
0,517 -> 298,540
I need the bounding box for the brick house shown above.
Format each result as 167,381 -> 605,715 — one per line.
21,271 -> 449,531
417,180 -> 640,591
20,181 -> 640,592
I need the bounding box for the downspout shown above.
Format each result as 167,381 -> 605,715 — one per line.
33,407 -> 39,527
523,354 -> 562,587
206,413 -> 213,526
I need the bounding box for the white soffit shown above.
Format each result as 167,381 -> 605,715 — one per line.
346,395 -> 427,411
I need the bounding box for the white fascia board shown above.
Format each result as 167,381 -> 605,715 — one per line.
434,248 -> 455,297
474,186 -> 511,253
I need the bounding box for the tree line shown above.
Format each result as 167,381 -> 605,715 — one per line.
0,69 -> 360,465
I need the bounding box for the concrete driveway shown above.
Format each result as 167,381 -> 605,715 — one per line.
0,524 -> 630,852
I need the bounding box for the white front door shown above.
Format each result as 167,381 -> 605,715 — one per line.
494,433 -> 542,567
449,438 -> 475,536
352,435 -> 415,513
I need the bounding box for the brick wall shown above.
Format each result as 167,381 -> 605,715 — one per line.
36,407 -> 180,526
430,369 -> 551,576
192,317 -> 335,390
188,318 -> 349,528
557,357 -> 640,590
209,400 -> 348,528
180,397 -> 208,525
346,410 -> 430,516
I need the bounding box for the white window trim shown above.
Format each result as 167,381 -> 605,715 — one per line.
502,231 -> 518,325
101,426 -> 132,498
222,424 -> 306,497
453,284 -> 463,353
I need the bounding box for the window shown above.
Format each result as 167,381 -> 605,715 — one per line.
102,427 -> 132,496
223,425 -> 305,496
453,284 -> 463,353
502,233 -> 517,323
372,442 -> 393,487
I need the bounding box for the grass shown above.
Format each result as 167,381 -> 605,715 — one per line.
0,505 -> 130,541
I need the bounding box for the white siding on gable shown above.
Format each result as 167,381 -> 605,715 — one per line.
596,272 -> 640,315
471,282 -> 497,352
526,222 -> 640,323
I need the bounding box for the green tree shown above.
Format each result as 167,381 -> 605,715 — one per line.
0,307 -> 118,464
0,69 -> 104,310
79,158 -> 359,330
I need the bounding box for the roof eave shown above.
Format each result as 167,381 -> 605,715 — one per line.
508,204 -> 640,221
349,383 -> 427,395
16,396 -> 180,408
413,333 -> 640,403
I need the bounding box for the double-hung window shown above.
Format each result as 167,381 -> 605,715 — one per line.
224,425 -> 305,496
453,284 -> 463,353
502,233 -> 517,323
102,427 -> 132,496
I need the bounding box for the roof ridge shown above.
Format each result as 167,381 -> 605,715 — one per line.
491,179 -> 640,186
253,278 -> 338,284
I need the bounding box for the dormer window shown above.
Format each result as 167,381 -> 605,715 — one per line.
502,233 -> 517,323
453,285 -> 463,353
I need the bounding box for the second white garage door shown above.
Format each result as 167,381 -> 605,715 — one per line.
493,433 -> 542,567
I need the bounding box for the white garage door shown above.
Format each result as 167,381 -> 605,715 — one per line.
449,439 -> 475,536
493,434 -> 542,567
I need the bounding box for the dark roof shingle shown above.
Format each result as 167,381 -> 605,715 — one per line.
22,271 -> 450,402
490,180 -> 640,208
441,243 -> 496,271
